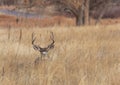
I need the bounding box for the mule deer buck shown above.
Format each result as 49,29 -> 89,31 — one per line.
32,32 -> 55,62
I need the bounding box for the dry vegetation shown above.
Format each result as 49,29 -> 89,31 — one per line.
0,14 -> 120,28
0,14 -> 75,28
0,24 -> 120,85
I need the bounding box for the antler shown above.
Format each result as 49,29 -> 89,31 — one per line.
32,32 -> 41,51
47,32 -> 55,50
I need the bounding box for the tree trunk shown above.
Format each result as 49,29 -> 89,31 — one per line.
76,5 -> 84,26
75,1 -> 90,26
84,0 -> 90,25
76,15 -> 82,26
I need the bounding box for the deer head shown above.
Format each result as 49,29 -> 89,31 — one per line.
32,32 -> 55,59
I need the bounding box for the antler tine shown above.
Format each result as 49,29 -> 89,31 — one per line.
32,32 -> 36,45
50,31 -> 54,43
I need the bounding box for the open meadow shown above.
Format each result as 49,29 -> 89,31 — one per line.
0,24 -> 120,85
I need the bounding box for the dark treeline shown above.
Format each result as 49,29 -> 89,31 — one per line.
0,0 -> 30,5
1,0 -> 119,6
0,0 -> 119,26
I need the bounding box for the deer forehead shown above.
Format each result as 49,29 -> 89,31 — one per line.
39,43 -> 50,47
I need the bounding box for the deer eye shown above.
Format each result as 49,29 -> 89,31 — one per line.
33,45 -> 39,50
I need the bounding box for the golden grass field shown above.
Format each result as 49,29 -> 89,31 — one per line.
0,24 -> 120,85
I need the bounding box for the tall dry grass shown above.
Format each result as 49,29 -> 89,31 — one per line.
0,24 -> 120,85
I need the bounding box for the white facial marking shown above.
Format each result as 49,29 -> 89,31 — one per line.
42,52 -> 47,55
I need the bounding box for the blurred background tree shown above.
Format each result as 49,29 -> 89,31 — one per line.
0,0 -> 118,26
